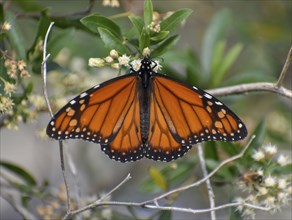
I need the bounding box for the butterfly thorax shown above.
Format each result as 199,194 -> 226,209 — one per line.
136,58 -> 155,144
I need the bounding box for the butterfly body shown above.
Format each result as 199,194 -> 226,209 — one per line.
47,57 -> 247,162
138,59 -> 153,143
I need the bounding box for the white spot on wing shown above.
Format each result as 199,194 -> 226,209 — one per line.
204,93 -> 212,99
215,101 -> 223,105
70,100 -> 76,105
80,92 -> 88,98
94,84 -> 100,89
193,86 -> 198,90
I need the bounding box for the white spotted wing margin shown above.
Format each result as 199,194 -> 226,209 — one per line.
147,73 -> 248,154
46,73 -> 145,162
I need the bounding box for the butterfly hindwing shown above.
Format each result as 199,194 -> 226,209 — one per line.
145,87 -> 192,162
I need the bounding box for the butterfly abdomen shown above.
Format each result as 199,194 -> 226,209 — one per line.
139,81 -> 151,144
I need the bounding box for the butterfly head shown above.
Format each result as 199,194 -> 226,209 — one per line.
140,57 -> 152,70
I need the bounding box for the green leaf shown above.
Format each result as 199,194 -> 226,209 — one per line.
229,206 -> 243,220
5,12 -> 26,59
150,31 -> 169,42
81,14 -> 122,39
98,27 -> 130,54
222,70 -> 276,86
152,35 -> 180,57
210,40 -> 226,78
47,28 -> 75,60
243,119 -> 266,160
21,196 -> 31,208
144,0 -> 153,26
162,49 -> 203,84
140,160 -> 196,193
139,27 -> 150,51
128,15 -> 144,34
166,161 -> 196,184
201,9 -> 231,75
148,167 -> 168,191
212,43 -> 243,86
204,142 -> 219,160
27,13 -> 51,57
0,160 -> 37,186
158,210 -> 172,220
13,0 -> 43,12
221,142 -> 241,157
160,8 -> 192,33
205,159 -> 233,179
25,81 -> 34,95
271,163 -> 292,175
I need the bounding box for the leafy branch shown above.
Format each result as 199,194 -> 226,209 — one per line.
207,46 -> 292,99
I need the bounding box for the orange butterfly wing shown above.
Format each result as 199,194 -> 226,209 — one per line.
47,75 -> 143,162
145,74 -> 247,161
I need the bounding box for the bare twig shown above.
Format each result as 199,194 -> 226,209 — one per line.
1,192 -> 36,220
66,147 -> 82,213
58,141 -> 71,212
42,22 -> 72,213
42,22 -> 54,118
197,144 -> 216,220
63,174 -> 132,219
99,173 -> 132,202
62,199 -> 270,217
143,201 -> 271,214
207,82 -> 292,99
275,46 -> 292,87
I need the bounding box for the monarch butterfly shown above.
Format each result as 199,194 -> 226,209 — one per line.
47,57 -> 247,162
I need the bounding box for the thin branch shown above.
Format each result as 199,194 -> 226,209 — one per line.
1,192 -> 36,220
275,46 -> 292,87
59,141 -> 72,212
197,144 -> 216,220
64,136 -> 255,218
42,22 -> 54,118
207,46 -> 292,99
66,147 -> 82,213
143,201 -> 271,214
140,135 -> 255,206
99,173 -> 132,202
207,82 -> 292,99
42,22 -> 72,213
63,200 -> 270,217
63,174 -> 132,219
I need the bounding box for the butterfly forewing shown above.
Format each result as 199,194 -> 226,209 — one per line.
149,74 -> 247,147
47,74 -> 144,162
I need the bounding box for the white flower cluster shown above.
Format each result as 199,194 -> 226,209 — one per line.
252,143 -> 290,166
236,143 -> 291,219
89,50 -> 130,70
102,0 -> 119,7
88,48 -> 163,73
